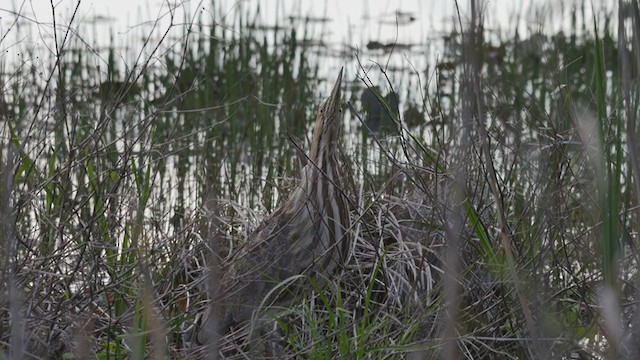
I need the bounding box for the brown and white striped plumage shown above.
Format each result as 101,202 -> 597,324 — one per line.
221,68 -> 350,329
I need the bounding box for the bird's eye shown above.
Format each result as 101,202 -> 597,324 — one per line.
320,109 -> 324,113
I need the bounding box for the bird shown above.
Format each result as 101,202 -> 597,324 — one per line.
196,68 -> 351,346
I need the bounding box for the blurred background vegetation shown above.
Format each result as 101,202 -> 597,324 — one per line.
0,0 -> 637,359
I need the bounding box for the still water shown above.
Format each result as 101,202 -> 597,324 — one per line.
3,0 -> 615,75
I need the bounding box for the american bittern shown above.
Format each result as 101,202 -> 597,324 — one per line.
206,68 -> 351,339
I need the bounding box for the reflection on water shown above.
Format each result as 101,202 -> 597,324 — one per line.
359,85 -> 399,136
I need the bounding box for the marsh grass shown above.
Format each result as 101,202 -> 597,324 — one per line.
1,0 -> 638,359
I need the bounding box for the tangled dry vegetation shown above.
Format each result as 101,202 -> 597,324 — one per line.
178,169 -> 448,359
3,0 -> 640,359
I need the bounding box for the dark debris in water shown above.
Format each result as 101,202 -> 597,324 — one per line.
287,15 -> 331,24
366,41 -> 415,52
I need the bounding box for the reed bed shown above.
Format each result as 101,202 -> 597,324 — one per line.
0,0 -> 637,359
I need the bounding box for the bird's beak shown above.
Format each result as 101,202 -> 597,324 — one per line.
327,67 -> 343,110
